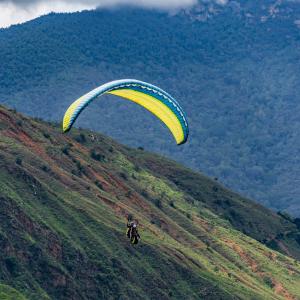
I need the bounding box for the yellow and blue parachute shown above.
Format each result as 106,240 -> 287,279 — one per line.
63,79 -> 189,145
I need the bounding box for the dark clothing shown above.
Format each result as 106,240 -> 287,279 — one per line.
131,227 -> 140,239
126,222 -> 132,238
126,222 -> 140,244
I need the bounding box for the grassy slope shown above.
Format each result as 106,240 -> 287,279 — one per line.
0,105 -> 300,299
0,284 -> 27,300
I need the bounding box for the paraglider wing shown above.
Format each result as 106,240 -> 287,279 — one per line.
63,79 -> 189,145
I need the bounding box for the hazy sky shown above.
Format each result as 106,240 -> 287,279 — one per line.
0,0 -> 198,28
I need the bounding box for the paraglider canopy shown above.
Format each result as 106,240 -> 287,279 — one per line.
63,79 -> 189,145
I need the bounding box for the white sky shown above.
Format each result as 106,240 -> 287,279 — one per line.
0,0 -> 197,28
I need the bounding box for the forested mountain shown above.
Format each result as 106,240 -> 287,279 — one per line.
1,1 -> 300,215
1,104 -> 300,299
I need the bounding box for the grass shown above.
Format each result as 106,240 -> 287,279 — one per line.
0,105 -> 300,299
0,284 -> 28,300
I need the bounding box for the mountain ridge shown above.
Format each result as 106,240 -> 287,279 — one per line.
1,104 -> 300,299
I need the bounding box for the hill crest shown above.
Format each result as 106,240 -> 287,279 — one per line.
1,105 -> 300,299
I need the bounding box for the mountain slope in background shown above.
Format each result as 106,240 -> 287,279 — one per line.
1,105 -> 300,299
1,4 -> 300,216
186,0 -> 300,22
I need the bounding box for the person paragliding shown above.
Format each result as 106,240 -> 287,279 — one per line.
126,217 -> 140,245
63,80 -> 189,244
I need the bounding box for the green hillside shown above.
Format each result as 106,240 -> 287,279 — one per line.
0,105 -> 300,299
0,284 -> 27,300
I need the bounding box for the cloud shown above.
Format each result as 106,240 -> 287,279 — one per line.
0,0 -> 197,28
0,1 -> 95,28
215,0 -> 228,5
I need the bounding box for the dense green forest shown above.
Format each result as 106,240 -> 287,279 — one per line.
1,104 -> 300,299
1,3 -> 300,215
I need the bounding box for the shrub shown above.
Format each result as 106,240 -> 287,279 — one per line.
277,211 -> 294,222
76,161 -> 84,173
90,149 -> 105,162
41,165 -> 51,173
15,157 -> 22,165
212,186 -> 219,192
154,198 -> 162,209
126,190 -> 133,197
294,218 -> 300,230
169,200 -> 176,208
134,165 -> 141,172
119,172 -> 128,180
95,180 -> 103,190
5,257 -> 19,275
71,160 -> 86,177
141,190 -> 149,199
62,146 -> 70,156
75,133 -> 86,144
43,132 -> 50,139
150,217 -> 162,227
263,276 -> 275,288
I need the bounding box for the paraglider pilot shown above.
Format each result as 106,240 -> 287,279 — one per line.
126,218 -> 140,245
